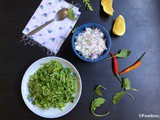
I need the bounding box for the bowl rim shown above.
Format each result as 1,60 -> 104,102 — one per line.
72,23 -> 112,62
21,57 -> 82,118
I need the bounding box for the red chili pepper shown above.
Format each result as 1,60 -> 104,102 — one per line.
110,52 -> 121,83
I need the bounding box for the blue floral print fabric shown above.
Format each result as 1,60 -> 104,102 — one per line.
22,0 -> 81,54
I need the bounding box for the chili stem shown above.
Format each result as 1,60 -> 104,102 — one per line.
116,74 -> 122,84
139,52 -> 146,61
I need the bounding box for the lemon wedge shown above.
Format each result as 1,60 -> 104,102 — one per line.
112,15 -> 126,36
101,0 -> 114,16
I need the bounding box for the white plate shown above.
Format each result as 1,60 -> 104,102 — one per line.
21,57 -> 82,118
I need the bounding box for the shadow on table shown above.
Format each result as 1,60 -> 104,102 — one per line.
99,1 -> 110,21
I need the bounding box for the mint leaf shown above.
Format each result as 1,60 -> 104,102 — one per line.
112,91 -> 134,104
122,78 -> 138,92
91,98 -> 110,117
95,85 -> 106,96
115,49 -> 131,58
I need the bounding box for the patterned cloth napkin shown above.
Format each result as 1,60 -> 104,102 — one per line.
22,0 -> 81,54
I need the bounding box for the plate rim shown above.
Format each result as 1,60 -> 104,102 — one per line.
21,56 -> 82,118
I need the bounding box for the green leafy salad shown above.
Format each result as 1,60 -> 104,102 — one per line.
28,60 -> 76,110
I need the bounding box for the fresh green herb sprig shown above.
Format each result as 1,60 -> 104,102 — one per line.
91,98 -> 110,117
115,49 -> 131,58
112,91 -> 134,104
83,0 -> 93,11
90,85 -> 109,117
122,78 -> 138,91
112,78 -> 138,104
107,49 -> 131,60
68,7 -> 78,20
95,85 -> 106,96
28,60 -> 76,110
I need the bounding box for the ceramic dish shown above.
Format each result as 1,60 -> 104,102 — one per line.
21,57 -> 82,118
72,23 -> 112,62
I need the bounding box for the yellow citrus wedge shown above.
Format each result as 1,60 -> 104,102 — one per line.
101,0 -> 114,16
112,15 -> 126,36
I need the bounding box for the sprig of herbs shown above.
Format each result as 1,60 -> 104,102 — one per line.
115,49 -> 131,58
122,78 -> 138,91
68,7 -> 78,20
107,49 -> 131,60
83,0 -> 93,11
112,77 -> 138,104
91,98 -> 110,117
112,91 -> 134,104
95,85 -> 106,96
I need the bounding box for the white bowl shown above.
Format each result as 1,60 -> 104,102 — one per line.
21,57 -> 82,118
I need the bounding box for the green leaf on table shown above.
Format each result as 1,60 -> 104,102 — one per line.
122,78 -> 138,92
68,8 -> 78,20
95,85 -> 106,96
91,97 -> 110,117
115,49 -> 131,58
91,98 -> 105,112
83,0 -> 93,11
112,91 -> 125,104
112,91 -> 134,104
122,78 -> 131,90
106,49 -> 131,60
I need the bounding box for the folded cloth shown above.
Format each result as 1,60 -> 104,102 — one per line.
22,0 -> 81,54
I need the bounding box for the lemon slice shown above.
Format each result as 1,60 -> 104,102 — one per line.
113,15 -> 126,36
101,0 -> 114,16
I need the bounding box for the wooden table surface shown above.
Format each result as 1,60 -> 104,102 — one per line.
0,0 -> 160,120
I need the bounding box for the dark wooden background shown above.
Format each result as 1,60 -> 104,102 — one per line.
0,0 -> 160,120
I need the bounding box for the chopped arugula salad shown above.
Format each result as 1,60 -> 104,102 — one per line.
28,60 -> 76,110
